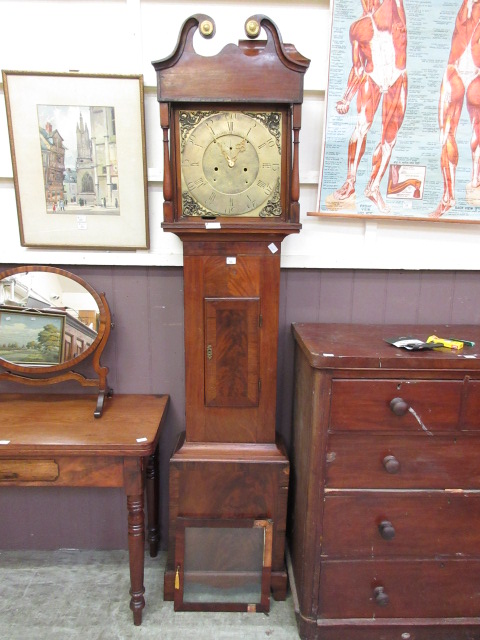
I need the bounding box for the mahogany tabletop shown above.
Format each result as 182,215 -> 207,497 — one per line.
0,393 -> 169,457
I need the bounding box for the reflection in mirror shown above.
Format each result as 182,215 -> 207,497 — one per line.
0,271 -> 100,366
0,266 -> 112,417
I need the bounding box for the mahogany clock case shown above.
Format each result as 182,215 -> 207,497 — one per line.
153,13 -> 310,613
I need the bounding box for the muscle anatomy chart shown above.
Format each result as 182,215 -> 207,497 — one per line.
318,0 -> 480,222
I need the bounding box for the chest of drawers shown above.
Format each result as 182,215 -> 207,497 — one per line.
289,323 -> 480,640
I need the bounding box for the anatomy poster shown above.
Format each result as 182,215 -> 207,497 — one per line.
317,0 -> 480,222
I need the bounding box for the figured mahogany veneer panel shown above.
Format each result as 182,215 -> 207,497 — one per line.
322,492 -> 480,558
204,256 -> 261,297
326,434 -> 480,489
329,380 -> 463,432
319,560 -> 480,619
204,297 -> 260,408
172,462 -> 282,518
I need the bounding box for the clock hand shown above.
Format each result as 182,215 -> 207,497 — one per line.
216,139 -> 235,167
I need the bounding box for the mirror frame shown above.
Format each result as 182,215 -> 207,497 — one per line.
0,265 -> 112,417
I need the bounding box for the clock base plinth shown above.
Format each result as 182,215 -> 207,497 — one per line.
163,433 -> 289,603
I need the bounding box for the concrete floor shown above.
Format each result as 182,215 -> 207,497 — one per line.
0,549 -> 300,639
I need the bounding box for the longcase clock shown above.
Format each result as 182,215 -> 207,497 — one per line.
153,14 -> 309,610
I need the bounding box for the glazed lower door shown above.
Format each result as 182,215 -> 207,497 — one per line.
174,517 -> 273,612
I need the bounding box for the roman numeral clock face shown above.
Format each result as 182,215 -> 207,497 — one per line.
179,110 -> 283,218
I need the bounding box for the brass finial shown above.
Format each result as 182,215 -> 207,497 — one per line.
199,19 -> 214,37
245,19 -> 260,38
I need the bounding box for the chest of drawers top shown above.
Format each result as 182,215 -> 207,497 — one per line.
292,322 -> 480,374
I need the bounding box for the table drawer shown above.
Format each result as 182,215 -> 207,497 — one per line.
329,380 -> 463,432
0,459 -> 59,482
322,492 -> 480,558
319,559 -> 480,619
326,434 -> 480,489
0,456 -> 125,486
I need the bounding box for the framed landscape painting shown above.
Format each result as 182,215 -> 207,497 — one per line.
2,71 -> 149,249
0,308 -> 65,365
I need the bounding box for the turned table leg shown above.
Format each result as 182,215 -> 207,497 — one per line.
127,493 -> 146,625
146,446 -> 160,557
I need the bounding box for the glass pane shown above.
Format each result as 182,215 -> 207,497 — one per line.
183,526 -> 264,604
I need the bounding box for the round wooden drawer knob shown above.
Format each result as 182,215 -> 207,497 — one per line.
383,455 -> 400,474
390,397 -> 409,416
382,456 -> 400,473
378,520 -> 396,540
374,585 -> 390,606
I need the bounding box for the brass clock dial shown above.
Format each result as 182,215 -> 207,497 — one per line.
179,110 -> 283,217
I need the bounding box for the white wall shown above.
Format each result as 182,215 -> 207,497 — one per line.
0,0 -> 478,270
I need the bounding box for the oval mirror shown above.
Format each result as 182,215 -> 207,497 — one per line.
0,265 -> 111,416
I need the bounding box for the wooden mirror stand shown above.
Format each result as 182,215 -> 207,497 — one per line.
0,265 -> 112,417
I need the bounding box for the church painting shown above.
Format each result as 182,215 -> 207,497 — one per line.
37,105 -> 120,215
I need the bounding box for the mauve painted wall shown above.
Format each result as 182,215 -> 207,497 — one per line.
1,265 -> 480,550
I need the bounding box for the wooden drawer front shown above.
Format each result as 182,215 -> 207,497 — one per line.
322,492 -> 480,558
326,434 -> 480,489
464,380 -> 480,429
0,457 -> 124,487
329,380 -> 463,432
55,457 -> 125,487
319,560 -> 480,619
0,459 -> 59,482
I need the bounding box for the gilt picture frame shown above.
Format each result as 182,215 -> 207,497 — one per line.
2,70 -> 149,249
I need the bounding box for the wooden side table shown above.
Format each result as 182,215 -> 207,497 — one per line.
0,393 -> 169,625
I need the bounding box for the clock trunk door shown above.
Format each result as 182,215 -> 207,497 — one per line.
184,248 -> 279,444
204,297 -> 260,408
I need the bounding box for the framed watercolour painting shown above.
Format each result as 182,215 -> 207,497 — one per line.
314,0 -> 480,224
2,71 -> 149,249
